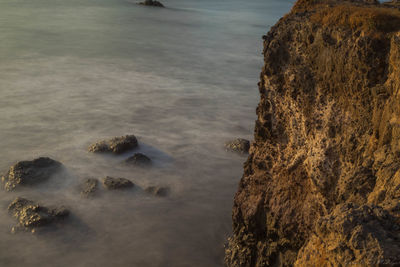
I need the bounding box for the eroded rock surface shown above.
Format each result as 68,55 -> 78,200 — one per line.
225,138 -> 250,154
8,197 -> 69,232
88,135 -> 138,154
102,176 -> 134,190
295,203 -> 400,266
226,0 -> 400,266
138,0 -> 164,7
125,153 -> 152,166
1,157 -> 62,191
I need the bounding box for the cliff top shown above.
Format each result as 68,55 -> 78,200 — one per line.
292,0 -> 400,33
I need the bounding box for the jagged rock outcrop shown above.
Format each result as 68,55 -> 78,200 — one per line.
226,0 -> 400,266
1,157 -> 63,191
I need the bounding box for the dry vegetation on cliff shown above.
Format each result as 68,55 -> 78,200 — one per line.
293,0 -> 400,33
311,5 -> 400,33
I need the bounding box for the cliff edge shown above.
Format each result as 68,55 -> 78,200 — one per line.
225,0 -> 400,266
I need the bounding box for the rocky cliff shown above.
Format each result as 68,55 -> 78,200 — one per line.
225,0 -> 400,266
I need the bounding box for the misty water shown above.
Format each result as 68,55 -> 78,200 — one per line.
0,0 -> 294,266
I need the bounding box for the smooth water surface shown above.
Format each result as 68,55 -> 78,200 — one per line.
0,0 -> 294,266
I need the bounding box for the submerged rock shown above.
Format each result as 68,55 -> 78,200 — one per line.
138,0 -> 164,7
125,153 -> 152,166
102,176 -> 134,190
88,135 -> 138,154
8,197 -> 69,232
1,157 -> 63,191
224,138 -> 250,154
145,186 -> 170,197
80,178 -> 99,197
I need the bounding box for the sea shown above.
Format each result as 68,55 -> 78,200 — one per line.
0,0 -> 294,266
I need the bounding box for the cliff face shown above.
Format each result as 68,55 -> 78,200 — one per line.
225,0 -> 400,266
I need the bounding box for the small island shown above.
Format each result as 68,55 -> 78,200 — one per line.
138,0 -> 164,7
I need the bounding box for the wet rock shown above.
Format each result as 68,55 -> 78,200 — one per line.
88,135 -> 138,154
80,178 -> 98,197
145,186 -> 170,197
138,0 -> 164,7
224,138 -> 250,154
125,153 -> 152,166
8,197 -> 69,232
102,176 -> 134,190
1,157 -> 62,191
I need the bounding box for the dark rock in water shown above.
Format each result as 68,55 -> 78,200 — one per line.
102,176 -> 134,190
125,153 -> 152,166
8,197 -> 69,233
1,157 -> 62,191
80,178 -> 99,197
139,0 -> 164,7
145,186 -> 170,197
224,138 -> 250,154
88,135 -> 138,154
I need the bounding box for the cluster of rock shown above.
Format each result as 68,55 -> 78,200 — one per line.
1,134 -> 168,233
80,175 -> 168,198
225,0 -> 400,266
2,132 -> 250,233
89,135 -> 153,166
